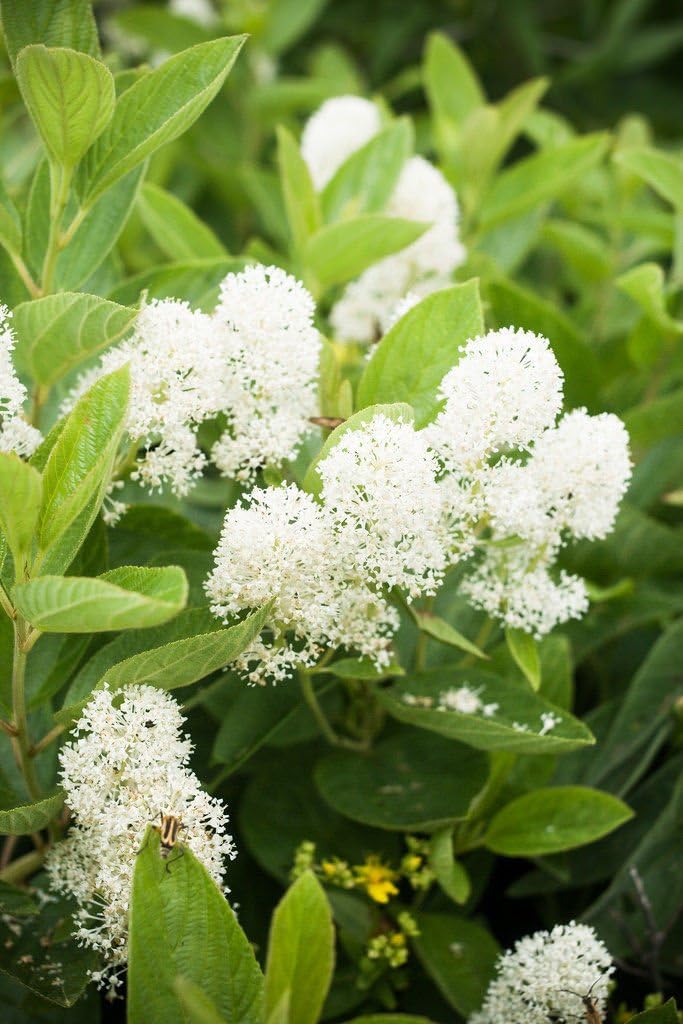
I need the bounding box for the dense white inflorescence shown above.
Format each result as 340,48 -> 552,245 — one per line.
46,685 -> 235,993
317,414 -> 448,597
65,299 -> 224,498
330,156 -> 466,342
469,922 -> 613,1024
300,95 -> 383,190
211,265 -> 321,482
205,482 -> 400,684
0,305 -> 42,456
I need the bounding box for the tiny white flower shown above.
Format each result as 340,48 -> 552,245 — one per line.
0,305 -> 41,457
46,685 -> 235,993
469,922 -> 613,1024
301,95 -> 383,190
539,711 -> 561,735
438,685 -> 483,715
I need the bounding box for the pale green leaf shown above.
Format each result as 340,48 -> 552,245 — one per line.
0,791 -> 64,835
84,36 -> 246,204
12,292 -> 137,387
16,46 -> 114,169
424,32 -> 484,153
13,565 -> 188,633
617,262 -> 683,334
429,828 -> 470,904
321,119 -> 413,222
410,610 -> 487,659
302,214 -> 428,289
357,282 -> 484,425
138,182 -> 227,261
264,872 -> 334,1024
0,0 -> 100,65
614,146 -> 683,209
0,454 -> 42,568
277,125 -> 321,249
505,627 -> 541,690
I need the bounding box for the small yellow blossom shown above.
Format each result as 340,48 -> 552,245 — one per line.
354,856 -> 400,903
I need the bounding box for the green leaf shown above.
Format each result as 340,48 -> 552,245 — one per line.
264,872 -> 334,1024
113,7 -> 213,54
15,565 -> 187,633
16,46 -> 114,170
483,786 -> 634,856
0,880 -> 39,917
0,0 -> 100,65
412,913 -> 499,1017
409,610 -> 487,659
302,214 -> 428,289
0,179 -> 22,256
0,790 -> 64,834
357,282 -> 484,426
614,146 -> 683,209
379,667 -> 594,754
303,402 -> 413,496
128,829 -> 264,1024
84,36 -> 246,204
276,125 -> 321,249
617,262 -> 682,334
315,657 -> 403,680
138,182 -> 228,261
315,729 -> 488,830
429,828 -> 471,904
108,257 -> 244,309
35,366 -> 129,569
12,292 -> 137,387
624,389 -> 683,449
321,120 -> 413,222
0,455 -> 42,568
343,1017 -> 434,1023
505,627 -> 541,690
626,1002 -> 680,1024
478,133 -> 609,229
56,603 -> 273,725
173,978 -> 227,1024
424,33 -> 484,157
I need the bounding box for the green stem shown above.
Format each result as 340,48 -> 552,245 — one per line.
11,618 -> 41,802
0,849 -> 44,885
299,669 -> 368,750
39,162 -> 71,295
8,249 -> 40,298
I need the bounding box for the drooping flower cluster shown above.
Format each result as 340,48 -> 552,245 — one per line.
0,305 -> 42,457
301,96 -> 465,342
64,265 -> 320,506
427,327 -> 631,636
211,265 -> 321,482
469,922 -> 614,1024
46,685 -> 235,993
205,414 -> 448,684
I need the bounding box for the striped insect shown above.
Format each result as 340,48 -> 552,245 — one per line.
154,813 -> 184,870
555,979 -> 603,1024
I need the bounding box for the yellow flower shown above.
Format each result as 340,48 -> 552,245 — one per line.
321,860 -> 337,877
354,856 -> 400,904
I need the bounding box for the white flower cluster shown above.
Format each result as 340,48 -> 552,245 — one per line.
469,922 -> 613,1024
211,265 -> 321,482
427,327 -> 631,636
0,305 -> 41,457
300,96 -> 465,342
64,266 -> 320,504
206,413 -> 447,684
46,685 -> 235,993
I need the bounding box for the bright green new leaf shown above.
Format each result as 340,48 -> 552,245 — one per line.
321,119 -> 413,222
12,292 -> 137,387
622,1001 -> 679,1023
84,36 -> 246,204
16,46 -> 114,170
173,978 -> 228,1024
14,565 -> 188,633
315,730 -> 488,830
429,828 -> 471,904
0,454 -> 42,569
35,366 -> 129,569
128,830 -> 264,1024
410,610 -> 487,659
617,262 -> 683,334
138,182 -> 228,261
113,7 -> 213,54
505,627 -> 541,689
379,667 -> 594,754
302,214 -> 428,289
303,402 -> 413,496
478,133 -> 609,229
483,786 -> 634,856
277,125 -> 321,249
0,0 -> 100,65
424,33 -> 484,152
0,791 -> 64,835
357,282 -> 484,425
614,146 -> 683,209
0,179 -> 22,256
264,872 -> 334,1024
